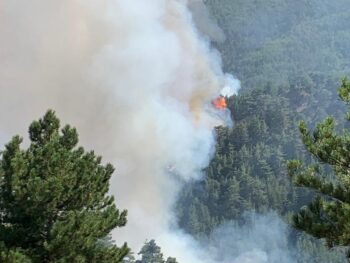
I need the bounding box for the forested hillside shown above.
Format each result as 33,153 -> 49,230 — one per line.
206,0 -> 350,89
177,0 -> 350,261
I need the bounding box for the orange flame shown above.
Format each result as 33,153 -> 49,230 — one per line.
212,96 -> 227,110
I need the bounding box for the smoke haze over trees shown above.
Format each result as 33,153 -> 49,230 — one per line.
176,0 -> 350,262
2,0 -> 350,262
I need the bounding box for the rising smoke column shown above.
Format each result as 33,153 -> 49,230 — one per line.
0,0 -> 239,261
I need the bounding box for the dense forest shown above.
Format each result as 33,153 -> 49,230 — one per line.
176,0 -> 350,262
205,0 -> 350,88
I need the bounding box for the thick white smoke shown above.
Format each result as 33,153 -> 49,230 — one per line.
206,213 -> 298,263
157,213 -> 338,263
0,0 -> 240,261
160,213 -> 347,263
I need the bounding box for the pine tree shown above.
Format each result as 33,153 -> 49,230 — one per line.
288,78 -> 350,258
165,258 -> 178,263
136,240 -> 178,263
0,110 -> 129,262
136,240 -> 163,263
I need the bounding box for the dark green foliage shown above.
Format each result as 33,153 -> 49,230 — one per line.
288,79 -> 350,257
205,0 -> 350,89
177,84 -> 316,236
165,258 -> 177,263
295,235 -> 347,263
134,240 -> 178,263
136,240 -> 164,263
176,1 -> 350,260
0,242 -> 31,263
0,110 -> 129,262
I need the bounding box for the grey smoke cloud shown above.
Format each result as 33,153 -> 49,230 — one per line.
0,0 -> 240,260
207,213 -> 297,263
188,0 -> 226,42
156,213 -> 316,263
161,213 -> 347,263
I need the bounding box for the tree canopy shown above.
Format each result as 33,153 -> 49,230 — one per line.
288,79 -> 350,257
0,110 -> 128,262
136,240 -> 178,263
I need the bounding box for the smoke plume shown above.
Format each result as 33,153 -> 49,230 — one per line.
0,0 -> 240,260
160,213 -> 347,263
206,213 -> 297,263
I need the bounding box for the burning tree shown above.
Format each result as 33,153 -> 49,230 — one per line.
212,95 -> 228,110
0,110 -> 128,262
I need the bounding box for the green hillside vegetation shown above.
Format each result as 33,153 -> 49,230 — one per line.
177,0 -> 350,261
177,77 -> 348,262
205,0 -> 350,89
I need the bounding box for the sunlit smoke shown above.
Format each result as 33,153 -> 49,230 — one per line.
0,0 -> 240,260
206,213 -> 297,263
